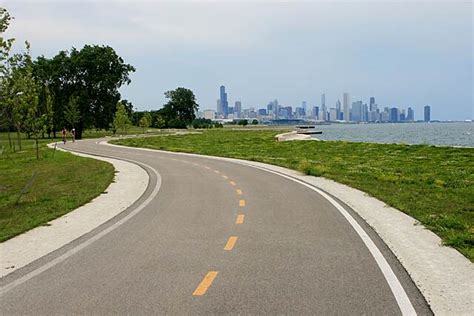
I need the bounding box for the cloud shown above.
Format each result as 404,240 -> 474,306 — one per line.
1,0 -> 472,119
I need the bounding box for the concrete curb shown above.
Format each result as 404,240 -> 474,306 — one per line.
104,141 -> 474,315
0,142 -> 148,278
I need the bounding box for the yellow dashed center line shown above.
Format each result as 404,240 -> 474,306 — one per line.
236,189 -> 242,195
193,162 -> 199,166
222,175 -> 228,179
224,236 -> 238,250
214,170 -> 220,174
204,166 -> 211,170
192,271 -> 218,296
239,200 -> 246,207
236,214 -> 245,224
229,181 -> 236,186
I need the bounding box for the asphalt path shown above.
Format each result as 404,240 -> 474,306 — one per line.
0,139 -> 431,314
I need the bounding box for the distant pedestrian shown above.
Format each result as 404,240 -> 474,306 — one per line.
61,127 -> 67,144
71,128 -> 76,143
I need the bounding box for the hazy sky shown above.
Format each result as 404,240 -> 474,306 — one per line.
2,0 -> 473,120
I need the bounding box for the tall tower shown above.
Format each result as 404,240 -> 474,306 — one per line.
343,93 -> 350,121
220,85 -> 229,118
336,99 -> 341,120
369,97 -> 376,111
321,93 -> 327,121
407,107 -> 414,121
216,99 -> 221,116
424,105 -> 431,122
234,101 -> 242,118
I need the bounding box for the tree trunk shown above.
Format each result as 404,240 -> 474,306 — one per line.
35,136 -> 39,160
76,121 -> 84,140
7,129 -> 13,151
16,127 -> 22,151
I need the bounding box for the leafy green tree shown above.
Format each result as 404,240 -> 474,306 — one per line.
191,118 -> 223,129
152,112 -> 166,128
32,45 -> 135,139
113,101 -> 131,135
139,112 -> 151,133
120,99 -> 134,118
0,7 -> 14,77
238,119 -> 248,126
0,7 -> 15,149
1,8 -> 51,158
159,87 -> 199,128
4,42 -> 38,151
37,83 -> 54,138
16,43 -> 51,159
251,119 -> 259,125
64,95 -> 81,129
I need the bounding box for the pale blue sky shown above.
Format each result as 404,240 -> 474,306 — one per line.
2,0 -> 473,120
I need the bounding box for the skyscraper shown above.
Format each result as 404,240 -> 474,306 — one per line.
219,85 -> 228,118
407,107 -> 414,121
234,101 -> 242,118
312,106 -> 319,120
335,99 -> 342,120
216,99 -> 221,116
362,103 -> 368,122
302,101 -> 307,117
389,107 -> 399,122
321,93 -> 327,121
424,105 -> 431,122
273,99 -> 280,119
369,97 -> 376,111
343,93 -> 350,121
351,101 -> 363,121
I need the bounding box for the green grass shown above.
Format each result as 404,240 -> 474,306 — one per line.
81,126 -> 170,139
0,133 -> 114,242
112,129 -> 474,261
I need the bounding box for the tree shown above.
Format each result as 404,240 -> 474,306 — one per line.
113,101 -> 131,135
139,112 -> 151,133
191,118 -> 223,129
159,87 -> 199,128
17,43 -> 51,159
64,95 -> 81,129
5,42 -> 38,151
1,8 -> 51,159
0,7 -> 14,76
32,45 -> 135,139
251,119 -> 259,125
238,119 -> 248,126
120,99 -> 134,118
151,112 -> 166,128
0,7 -> 15,149
37,83 -> 54,138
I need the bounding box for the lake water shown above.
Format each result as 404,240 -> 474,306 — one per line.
311,122 -> 473,147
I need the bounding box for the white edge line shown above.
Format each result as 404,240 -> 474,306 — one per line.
103,141 -> 417,315
0,155 -> 162,296
246,164 -> 417,316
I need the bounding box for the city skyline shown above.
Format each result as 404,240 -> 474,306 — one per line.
3,1 -> 472,120
210,85 -> 437,122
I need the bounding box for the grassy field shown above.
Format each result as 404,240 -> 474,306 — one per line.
0,133 -> 114,242
112,129 -> 474,260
